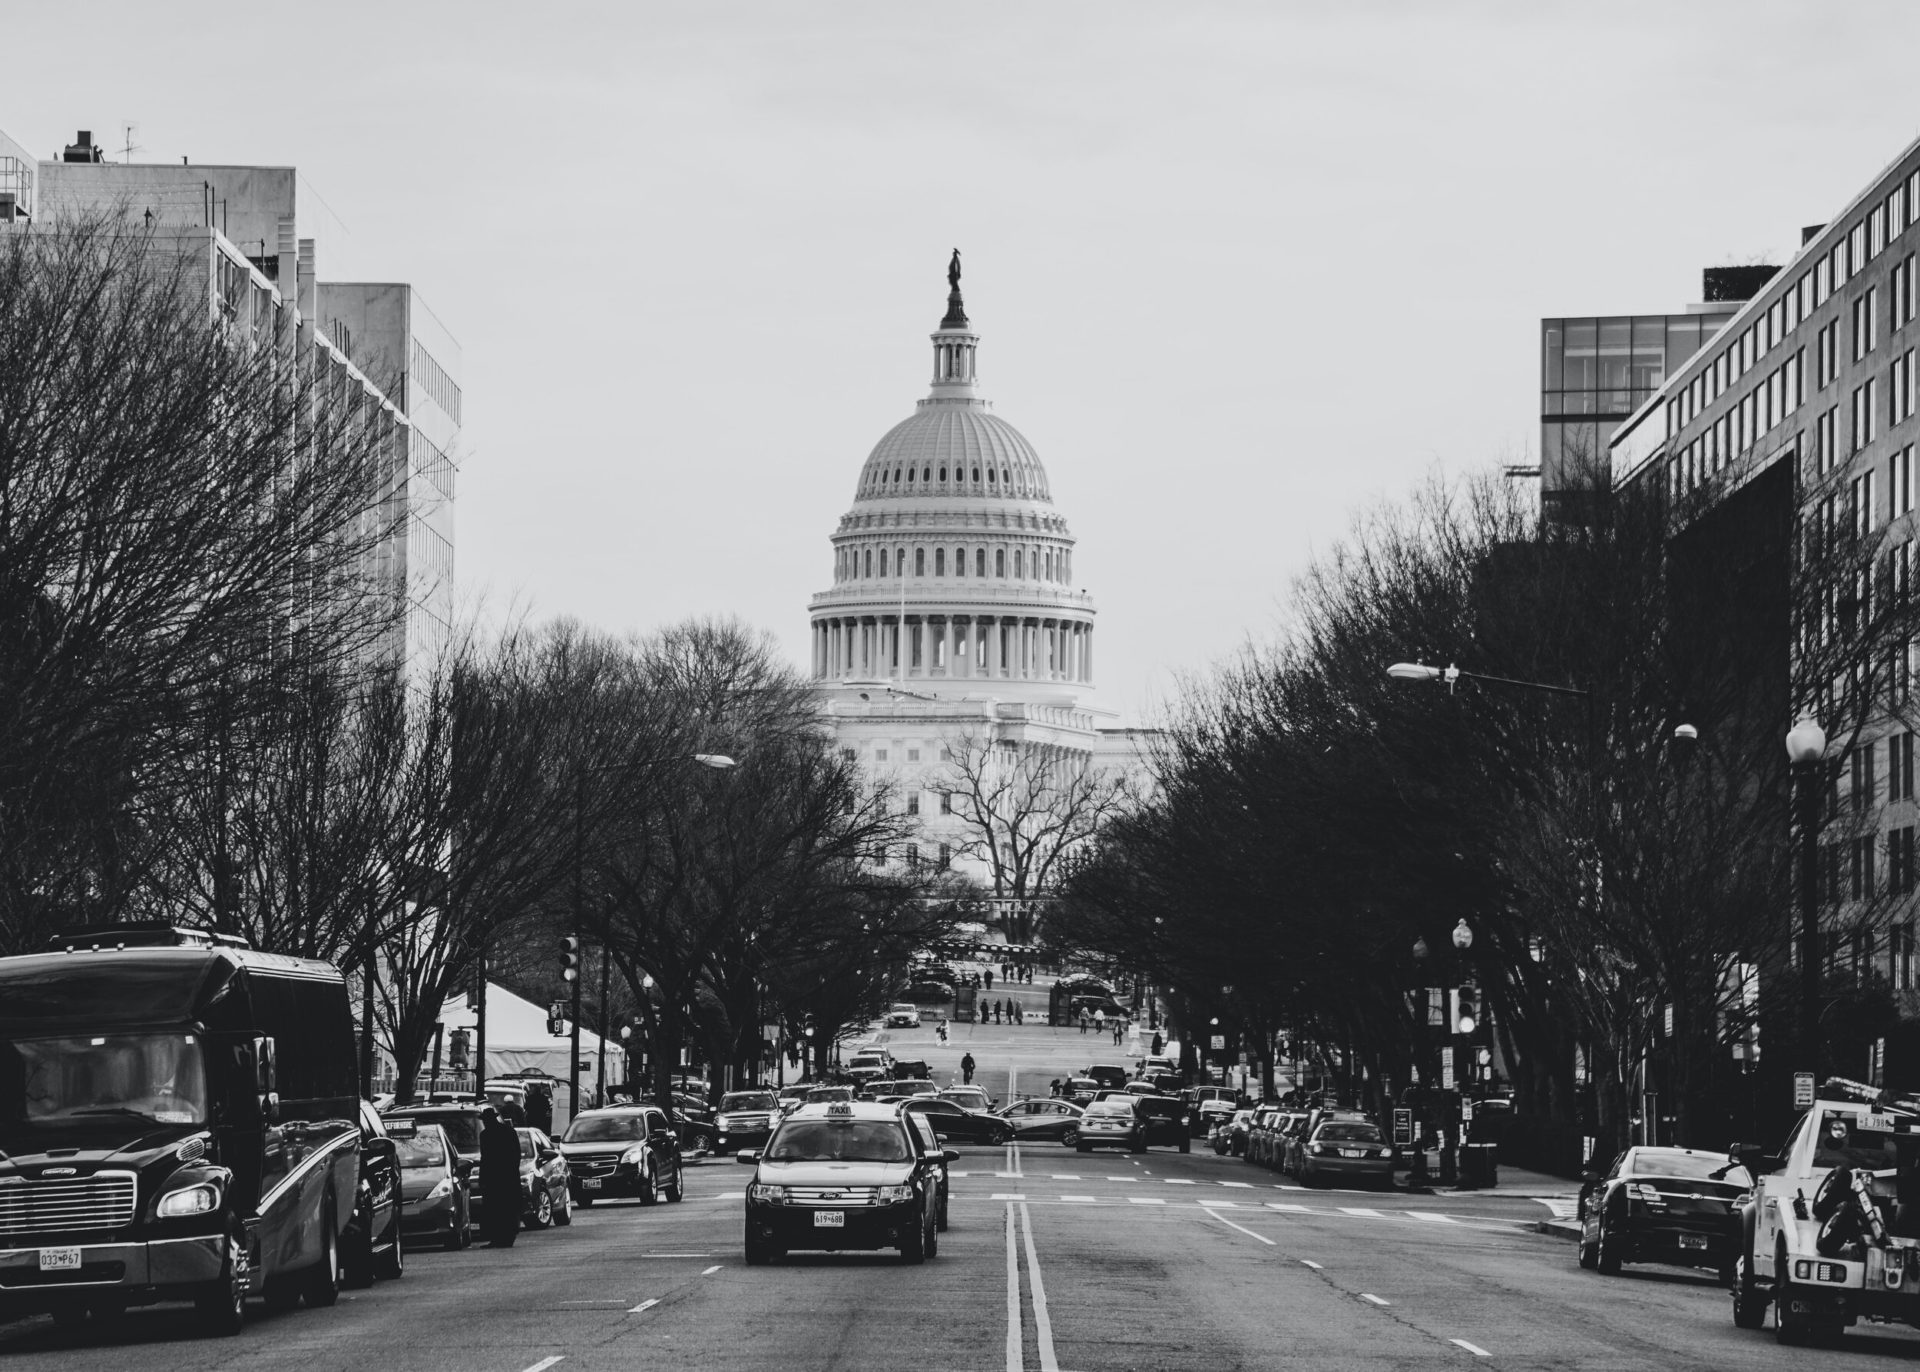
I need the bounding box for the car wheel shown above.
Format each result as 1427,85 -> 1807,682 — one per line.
1595,1214 -> 1622,1276
1732,1252 -> 1767,1329
193,1224 -> 248,1336
1061,1125 -> 1079,1147
304,1212 -> 341,1307
530,1189 -> 554,1230
664,1162 -> 684,1203
375,1224 -> 404,1280
554,1188 -> 573,1226
1775,1241 -> 1810,1345
343,1201 -> 376,1289
640,1164 -> 660,1206
937,1193 -> 949,1232
900,1211 -> 927,1265
1577,1234 -> 1598,1270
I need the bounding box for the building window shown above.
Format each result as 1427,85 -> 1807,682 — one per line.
996,548 -> 1006,577
976,548 -> 987,577
938,843 -> 951,869
1897,920 -> 1917,990
880,548 -> 889,577
1014,549 -> 1024,578
875,749 -> 888,762
864,548 -> 873,577
907,747 -> 920,762
841,748 -> 856,762
1854,469 -> 1878,535
939,791 -> 952,816
1851,835 -> 1875,901
935,548 -> 946,576
1819,407 -> 1839,473
1856,379 -> 1880,453
1892,732 -> 1916,802
1853,744 -> 1877,812
916,547 -> 926,576
906,844 -> 921,870
1896,447 -> 1915,517
906,793 -> 920,815
1819,321 -> 1838,389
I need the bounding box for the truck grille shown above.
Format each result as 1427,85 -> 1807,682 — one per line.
0,1173 -> 138,1235
788,1187 -> 878,1206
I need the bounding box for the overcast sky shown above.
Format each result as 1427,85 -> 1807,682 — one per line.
9,1 -> 1920,721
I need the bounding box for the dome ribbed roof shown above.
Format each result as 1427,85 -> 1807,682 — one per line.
853,402 -> 1051,503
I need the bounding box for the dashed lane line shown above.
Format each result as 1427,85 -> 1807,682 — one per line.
992,1193 -> 1027,1201
1301,1259 -> 1324,1270
1128,1197 -> 1166,1205
1061,1196 -> 1097,1203
1267,1203 -> 1311,1212
1340,1208 -> 1386,1218
522,1360 -> 565,1372
1451,1339 -> 1491,1357
628,1299 -> 659,1314
1167,1179 -> 1196,1185
1004,1206 -> 1021,1372
1217,1180 -> 1253,1188
1017,1203 -> 1061,1372
701,1265 -> 721,1275
1360,1293 -> 1390,1306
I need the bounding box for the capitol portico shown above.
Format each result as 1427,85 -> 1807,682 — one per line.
810,255 -> 1148,888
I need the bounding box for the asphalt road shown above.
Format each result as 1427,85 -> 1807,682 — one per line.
10,1016 -> 1920,1367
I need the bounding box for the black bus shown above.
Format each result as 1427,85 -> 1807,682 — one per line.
0,924 -> 372,1333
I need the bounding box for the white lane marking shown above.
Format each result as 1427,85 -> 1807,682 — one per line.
639,1253 -> 710,1257
1005,1205 -> 1021,1372
1050,1174 -> 1081,1180
1166,1179 -> 1196,1185
628,1299 -> 658,1314
1203,1207 -> 1275,1245
1103,1176 -> 1138,1182
951,1171 -> 971,1177
1340,1208 -> 1385,1218
1217,1180 -> 1253,1188
701,1264 -> 721,1275
1017,1203 -> 1059,1372
1205,1200 -> 1240,1208
1061,1195 -> 1097,1203
1267,1203 -> 1310,1212
1301,1259 -> 1324,1270
1451,1339 -> 1491,1357
1410,1212 -> 1456,1224
1128,1197 -> 1166,1205
992,1193 -> 1027,1201
1361,1293 -> 1390,1306
521,1360 -> 565,1372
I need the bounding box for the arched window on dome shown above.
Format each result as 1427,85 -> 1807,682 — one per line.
896,546 -> 905,578
1064,551 -> 1072,582
923,467 -> 932,483
1046,550 -> 1054,581
995,548 -> 1005,578
1013,549 -> 1023,579
987,467 -> 996,485
954,547 -> 965,578
863,548 -> 872,578
915,547 -> 926,577
906,467 -> 915,485
894,467 -> 902,483
938,467 -> 947,483
934,548 -> 945,577
879,548 -> 888,577
972,467 -> 980,483
975,548 -> 986,577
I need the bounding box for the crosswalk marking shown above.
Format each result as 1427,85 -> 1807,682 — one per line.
1128,1197 -> 1166,1205
1166,1179 -> 1196,1185
1061,1195 -> 1097,1203
1267,1203 -> 1310,1212
1050,1175 -> 1081,1180
1340,1207 -> 1386,1218
1409,1212 -> 1457,1224
991,1193 -> 1026,1201
1217,1181 -> 1253,1188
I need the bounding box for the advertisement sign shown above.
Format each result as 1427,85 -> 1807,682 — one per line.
1392,1108 -> 1413,1145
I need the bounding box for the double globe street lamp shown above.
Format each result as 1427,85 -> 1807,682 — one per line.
1786,717 -> 1828,1086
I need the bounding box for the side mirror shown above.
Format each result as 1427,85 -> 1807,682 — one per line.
735,1149 -> 760,1165
943,1148 -> 960,1164
1579,1170 -> 1601,1186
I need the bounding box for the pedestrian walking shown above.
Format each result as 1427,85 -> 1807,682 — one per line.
1079,1010 -> 1089,1034
1094,1009 -> 1106,1037
1049,1077 -> 1062,1098
984,968 -> 994,992
479,1107 -> 521,1248
961,1051 -> 976,1085
1151,1031 -> 1164,1056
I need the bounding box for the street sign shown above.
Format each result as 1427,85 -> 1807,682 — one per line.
1392,1108 -> 1412,1145
1460,1099 -> 1474,1124
1794,1072 -> 1816,1108
1210,1036 -> 1226,1051
1441,1046 -> 1455,1091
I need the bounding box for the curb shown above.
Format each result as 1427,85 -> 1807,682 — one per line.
1535,1219 -> 1581,1241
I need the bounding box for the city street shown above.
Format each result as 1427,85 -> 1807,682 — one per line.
8,1018 -> 1920,1369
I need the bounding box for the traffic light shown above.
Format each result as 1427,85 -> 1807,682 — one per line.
1453,984 -> 1478,1037
560,935 -> 581,983
548,1000 -> 567,1037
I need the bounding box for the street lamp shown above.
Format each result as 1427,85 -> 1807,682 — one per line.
1451,919 -> 1473,952
572,753 -> 737,1119
1786,717 -> 1827,1083
1386,660 -> 1589,699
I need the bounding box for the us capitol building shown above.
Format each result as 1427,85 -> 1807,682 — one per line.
808,255 -> 1150,888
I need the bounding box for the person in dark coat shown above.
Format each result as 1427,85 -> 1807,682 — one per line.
478,1107 -> 522,1247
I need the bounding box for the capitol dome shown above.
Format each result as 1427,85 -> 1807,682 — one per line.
808,255 -> 1095,702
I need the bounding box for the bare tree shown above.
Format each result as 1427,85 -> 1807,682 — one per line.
944,731 -> 1134,900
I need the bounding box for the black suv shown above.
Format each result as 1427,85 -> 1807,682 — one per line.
740,1102 -> 951,1264
556,1106 -> 684,1205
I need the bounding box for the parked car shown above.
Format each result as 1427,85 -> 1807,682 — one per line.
1194,1097 -> 1238,1140
344,1100 -> 406,1286
1076,1097 -> 1149,1153
885,1003 -> 921,1028
901,1096 -> 1013,1145
389,1119 -> 471,1249
846,1050 -> 894,1082
557,1105 -> 684,1205
1216,1109 -> 1255,1157
1579,1145 -> 1749,1279
999,1098 -> 1086,1146
1244,1106 -> 1283,1167
1085,1064 -> 1131,1092
713,1090 -> 781,1154
1296,1117 -> 1395,1189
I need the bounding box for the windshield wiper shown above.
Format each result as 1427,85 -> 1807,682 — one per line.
68,1107 -> 165,1122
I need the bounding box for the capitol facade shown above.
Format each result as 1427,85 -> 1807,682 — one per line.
809,257 -> 1149,895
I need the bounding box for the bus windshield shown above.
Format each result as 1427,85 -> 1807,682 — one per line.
1,1033 -> 209,1131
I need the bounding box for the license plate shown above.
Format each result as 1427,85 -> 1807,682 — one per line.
1679,1234 -> 1709,1250
813,1210 -> 844,1228
38,1248 -> 81,1271
582,1178 -> 602,1191
1341,1149 -> 1365,1158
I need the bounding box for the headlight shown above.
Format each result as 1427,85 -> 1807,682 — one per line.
157,1182 -> 220,1217
621,1146 -> 647,1165
875,1185 -> 914,1204
426,1178 -> 454,1202
748,1183 -> 788,1202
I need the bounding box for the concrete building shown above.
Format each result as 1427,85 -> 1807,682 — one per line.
809,261 -> 1151,913
15,128 -> 457,677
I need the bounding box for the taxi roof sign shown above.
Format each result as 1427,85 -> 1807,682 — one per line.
827,1102 -> 854,1116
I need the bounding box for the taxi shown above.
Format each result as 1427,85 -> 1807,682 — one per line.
738,1101 -> 953,1265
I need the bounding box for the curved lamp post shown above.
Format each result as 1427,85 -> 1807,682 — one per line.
1787,718 -> 1827,1083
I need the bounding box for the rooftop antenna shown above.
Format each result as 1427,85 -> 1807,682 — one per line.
117,122 -> 143,164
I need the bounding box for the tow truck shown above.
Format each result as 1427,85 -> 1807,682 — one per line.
1730,1077 -> 1920,1346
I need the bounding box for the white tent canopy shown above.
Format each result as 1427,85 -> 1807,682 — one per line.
438,981 -> 612,1097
